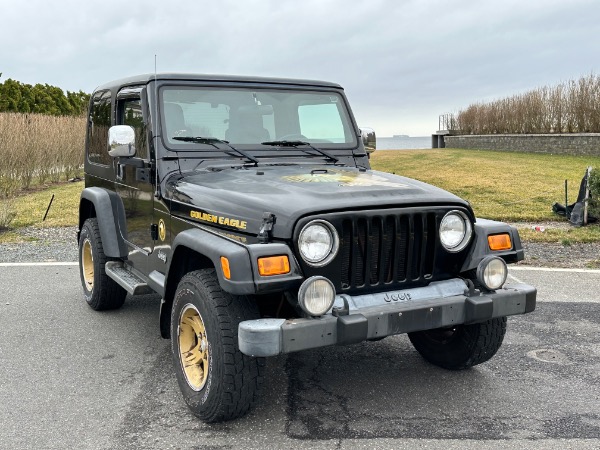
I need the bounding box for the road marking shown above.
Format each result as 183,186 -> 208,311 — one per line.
0,262 -> 78,267
510,266 -> 600,274
507,273 -> 524,284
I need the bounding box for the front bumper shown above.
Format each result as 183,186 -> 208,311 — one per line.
238,278 -> 536,357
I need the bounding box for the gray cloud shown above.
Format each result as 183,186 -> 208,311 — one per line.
1,0 -> 598,135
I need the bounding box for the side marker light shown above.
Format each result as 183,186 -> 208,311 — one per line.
220,256 -> 231,279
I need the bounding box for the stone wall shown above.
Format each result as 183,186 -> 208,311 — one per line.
444,134 -> 600,156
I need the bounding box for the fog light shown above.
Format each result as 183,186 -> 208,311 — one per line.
476,256 -> 508,290
298,276 -> 336,316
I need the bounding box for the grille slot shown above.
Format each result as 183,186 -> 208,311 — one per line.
340,212 -> 438,290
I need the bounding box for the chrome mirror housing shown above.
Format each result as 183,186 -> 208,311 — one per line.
360,127 -> 376,154
108,125 -> 136,157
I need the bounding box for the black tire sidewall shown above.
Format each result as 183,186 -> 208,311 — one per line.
78,218 -> 126,310
170,274 -> 224,420
78,220 -> 101,307
408,318 -> 506,370
410,325 -> 477,368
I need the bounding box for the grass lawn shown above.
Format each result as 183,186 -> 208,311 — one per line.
1,148 -> 599,244
0,181 -> 83,242
371,148 -> 600,243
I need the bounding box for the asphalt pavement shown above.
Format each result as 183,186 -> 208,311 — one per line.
0,264 -> 599,449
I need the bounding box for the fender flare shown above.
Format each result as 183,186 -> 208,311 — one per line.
167,228 -> 256,296
79,187 -> 128,258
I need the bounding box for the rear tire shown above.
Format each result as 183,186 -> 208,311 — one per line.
408,317 -> 507,370
171,269 -> 264,423
78,218 -> 127,311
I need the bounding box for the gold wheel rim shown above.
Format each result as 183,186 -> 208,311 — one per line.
82,239 -> 94,291
178,304 -> 209,391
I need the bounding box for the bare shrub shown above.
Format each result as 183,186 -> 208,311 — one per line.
0,112 -> 85,192
589,168 -> 600,219
453,74 -> 600,134
0,197 -> 16,230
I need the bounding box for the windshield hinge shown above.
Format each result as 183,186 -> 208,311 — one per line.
258,212 -> 277,244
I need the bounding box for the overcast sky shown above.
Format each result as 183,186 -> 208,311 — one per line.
1,0 -> 599,136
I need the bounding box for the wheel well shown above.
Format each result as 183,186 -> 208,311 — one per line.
78,199 -> 96,239
160,246 -> 215,338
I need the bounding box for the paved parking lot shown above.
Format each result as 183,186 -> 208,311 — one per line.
0,264 -> 599,449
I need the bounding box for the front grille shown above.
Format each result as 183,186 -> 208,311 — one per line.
339,212 -> 438,290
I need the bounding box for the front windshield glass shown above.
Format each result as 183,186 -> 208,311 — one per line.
160,86 -> 357,149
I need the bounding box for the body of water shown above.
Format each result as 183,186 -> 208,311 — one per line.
376,136 -> 431,150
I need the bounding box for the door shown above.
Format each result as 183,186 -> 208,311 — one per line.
114,91 -> 155,271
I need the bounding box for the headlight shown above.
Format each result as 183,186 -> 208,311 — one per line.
298,276 -> 336,316
476,256 -> 508,290
439,210 -> 472,252
298,220 -> 339,266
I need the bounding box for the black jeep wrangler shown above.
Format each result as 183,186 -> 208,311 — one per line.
78,73 -> 536,422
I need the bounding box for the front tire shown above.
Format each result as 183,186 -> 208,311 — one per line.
408,317 -> 507,370
171,269 -> 264,423
78,218 -> 127,311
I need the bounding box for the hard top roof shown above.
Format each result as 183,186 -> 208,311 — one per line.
94,73 -> 343,92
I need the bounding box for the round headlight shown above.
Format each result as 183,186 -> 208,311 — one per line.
477,256 -> 508,290
298,220 -> 339,266
298,276 -> 336,316
440,211 -> 472,252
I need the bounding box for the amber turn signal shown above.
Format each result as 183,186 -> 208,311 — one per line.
488,233 -> 512,251
220,256 -> 231,279
258,255 -> 290,276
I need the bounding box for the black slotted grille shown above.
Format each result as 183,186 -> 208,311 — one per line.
340,211 -> 438,290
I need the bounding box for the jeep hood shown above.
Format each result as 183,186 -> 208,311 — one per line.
167,165 -> 470,239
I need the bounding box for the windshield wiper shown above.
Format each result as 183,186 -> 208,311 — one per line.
261,140 -> 339,163
172,136 -> 259,166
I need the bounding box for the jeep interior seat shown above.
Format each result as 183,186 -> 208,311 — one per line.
225,108 -> 270,144
164,102 -> 186,138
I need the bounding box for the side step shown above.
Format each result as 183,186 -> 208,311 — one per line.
105,261 -> 155,296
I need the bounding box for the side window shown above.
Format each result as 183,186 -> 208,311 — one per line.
298,102 -> 345,143
88,91 -> 112,165
119,98 -> 147,159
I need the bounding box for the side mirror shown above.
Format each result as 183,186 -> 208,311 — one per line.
108,125 -> 136,157
360,127 -> 376,155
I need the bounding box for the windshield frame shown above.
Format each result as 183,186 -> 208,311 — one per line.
157,83 -> 359,153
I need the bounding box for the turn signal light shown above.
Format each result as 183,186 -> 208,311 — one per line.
488,233 -> 512,251
220,256 -> 231,279
258,255 -> 290,276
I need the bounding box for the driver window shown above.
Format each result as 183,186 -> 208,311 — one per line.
118,98 -> 147,159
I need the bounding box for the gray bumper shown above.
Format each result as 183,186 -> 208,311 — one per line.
238,278 -> 537,357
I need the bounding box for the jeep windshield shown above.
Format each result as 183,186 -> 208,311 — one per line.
159,86 -> 357,151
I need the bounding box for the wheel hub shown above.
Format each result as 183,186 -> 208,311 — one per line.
178,304 -> 209,391
81,239 -> 94,291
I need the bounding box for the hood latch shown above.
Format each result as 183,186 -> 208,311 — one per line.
258,212 -> 277,243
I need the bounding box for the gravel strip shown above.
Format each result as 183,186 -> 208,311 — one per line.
0,226 -> 78,263
520,241 -> 600,269
0,226 -> 599,268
